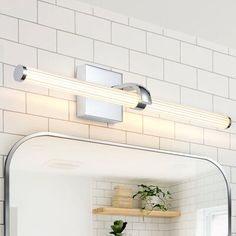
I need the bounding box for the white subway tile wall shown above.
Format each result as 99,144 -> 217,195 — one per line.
93,170 -> 226,236
0,0 -> 236,234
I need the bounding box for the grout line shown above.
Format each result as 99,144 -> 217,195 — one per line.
37,0 -> 39,23
110,21 -> 112,43
2,110 -> 4,133
74,10 -> 76,34
179,41 -> 181,62
0,10 -> 231,56
56,30 -> 58,53
0,29 -> 234,84
25,92 -> 27,114
196,68 -> 198,89
17,19 -> 19,43
145,31 -> 148,53
36,48 -> 38,68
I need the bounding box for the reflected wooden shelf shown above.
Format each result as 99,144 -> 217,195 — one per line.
93,207 -> 181,218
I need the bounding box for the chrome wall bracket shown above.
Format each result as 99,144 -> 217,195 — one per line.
76,64 -> 123,123
76,65 -> 152,123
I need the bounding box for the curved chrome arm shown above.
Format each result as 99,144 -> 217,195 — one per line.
113,83 -> 152,110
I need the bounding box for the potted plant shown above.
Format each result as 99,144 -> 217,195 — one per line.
133,184 -> 172,211
110,220 -> 127,236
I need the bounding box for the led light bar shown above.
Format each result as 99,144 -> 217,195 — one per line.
14,65 -> 139,108
14,65 -> 231,129
146,100 -> 231,129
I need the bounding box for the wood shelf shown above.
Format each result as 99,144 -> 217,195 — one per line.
93,207 -> 181,218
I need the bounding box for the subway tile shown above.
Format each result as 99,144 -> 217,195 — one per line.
49,119 -> 89,138
126,132 -> 159,149
229,48 -> 236,57
0,179 -> 3,200
147,33 -> 180,61
229,122 -> 236,135
76,13 -> 111,42
198,70 -> 228,97
129,17 -> 163,34
181,42 -> 212,70
57,0 -> 93,14
0,201 -> 3,224
0,14 -> 18,41
160,138 -> 189,153
218,149 -> 236,167
223,165 -> 231,182
49,89 -> 75,101
190,143 -> 217,161
0,39 -> 37,67
231,168 -> 236,183
147,78 -> 180,103
163,29 -> 196,44
181,87 -> 212,111
4,111 -> 48,135
94,41 -> 129,70
0,63 -> 2,86
58,31 -> 93,61
112,23 -> 146,52
0,133 -> 22,155
143,116 -> 174,138
231,134 -> 236,150
69,101 -> 107,127
0,87 -> 25,112
4,65 -> 48,95
38,1 -> 74,32
122,71 -> 146,86
19,20 -> 56,51
0,156 -> 4,176
109,112 -> 142,133
175,123 -> 203,144
197,37 -> 228,53
229,78 -> 236,100
214,96 -> 236,121
38,50 -> 75,77
204,129 -> 230,148
90,126 -> 126,143
130,51 -> 163,79
164,61 -> 196,88
214,52 -> 236,78
233,200 -> 236,216
0,0 -> 37,21
93,7 -> 128,25
0,110 -> 2,132
42,0 -> 56,3
27,93 -> 68,119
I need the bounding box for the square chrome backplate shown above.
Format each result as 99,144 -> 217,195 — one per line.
76,64 -> 123,123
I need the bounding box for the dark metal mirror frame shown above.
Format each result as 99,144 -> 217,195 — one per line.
4,132 -> 232,236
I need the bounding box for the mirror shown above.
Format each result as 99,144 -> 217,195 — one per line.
5,133 -> 231,236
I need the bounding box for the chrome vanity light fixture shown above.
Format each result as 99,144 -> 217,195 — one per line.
14,64 -> 231,129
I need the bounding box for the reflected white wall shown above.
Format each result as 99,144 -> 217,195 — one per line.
10,170 -> 93,236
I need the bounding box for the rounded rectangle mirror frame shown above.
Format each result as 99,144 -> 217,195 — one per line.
4,132 -> 232,236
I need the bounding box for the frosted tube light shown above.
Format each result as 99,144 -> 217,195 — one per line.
14,66 -> 139,108
146,99 -> 231,129
14,65 -> 231,129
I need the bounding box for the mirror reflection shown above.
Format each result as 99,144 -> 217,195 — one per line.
6,135 -> 230,236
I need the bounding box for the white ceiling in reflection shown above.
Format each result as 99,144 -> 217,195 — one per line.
10,135 -> 217,184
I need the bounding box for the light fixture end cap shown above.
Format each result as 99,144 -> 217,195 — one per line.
14,65 -> 27,81
226,116 -> 232,129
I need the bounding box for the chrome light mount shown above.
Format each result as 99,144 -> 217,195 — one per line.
76,65 -> 152,123
113,83 -> 152,110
